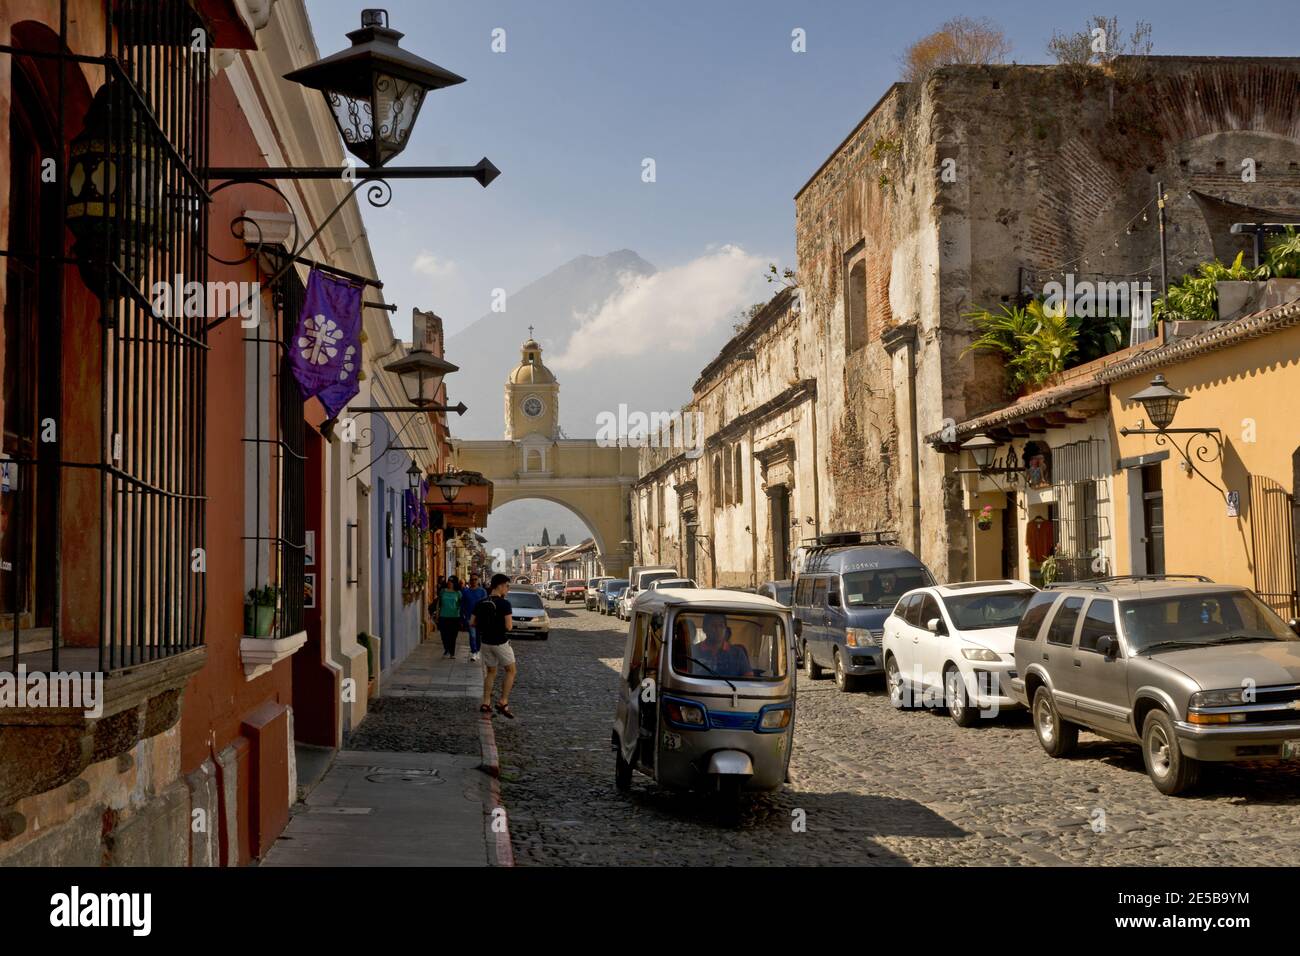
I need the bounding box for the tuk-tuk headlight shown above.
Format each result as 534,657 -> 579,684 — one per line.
759,707 -> 791,730
664,698 -> 707,728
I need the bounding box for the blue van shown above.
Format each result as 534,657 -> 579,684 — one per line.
793,532 -> 935,692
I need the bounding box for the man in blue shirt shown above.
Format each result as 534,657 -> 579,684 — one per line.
460,573 -> 488,663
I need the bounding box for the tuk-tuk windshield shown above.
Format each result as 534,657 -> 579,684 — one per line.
671,611 -> 787,680
842,568 -> 932,608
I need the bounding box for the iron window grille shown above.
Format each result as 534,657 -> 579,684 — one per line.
1,1 -> 210,673
242,254 -> 306,639
1045,438 -> 1112,582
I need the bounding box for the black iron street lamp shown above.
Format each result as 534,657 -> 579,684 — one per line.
953,434 -> 1022,477
1127,374 -> 1186,430
202,9 -> 498,334
285,8 -> 463,169
346,348 -> 466,415
1119,374 -> 1224,493
407,459 -> 423,492
206,9 -> 498,187
432,474 -> 465,503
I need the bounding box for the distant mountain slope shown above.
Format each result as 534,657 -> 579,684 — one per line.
446,250 -> 658,439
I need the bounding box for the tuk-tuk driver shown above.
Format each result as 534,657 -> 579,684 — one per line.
695,613 -> 753,678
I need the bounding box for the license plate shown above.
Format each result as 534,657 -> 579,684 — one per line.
1284,740 -> 1300,760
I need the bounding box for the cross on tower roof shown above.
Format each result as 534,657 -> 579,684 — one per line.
527,324 -> 534,338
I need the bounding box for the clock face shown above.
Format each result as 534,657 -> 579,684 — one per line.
522,396 -> 544,419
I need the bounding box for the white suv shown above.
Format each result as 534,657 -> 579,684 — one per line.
882,580 -> 1037,727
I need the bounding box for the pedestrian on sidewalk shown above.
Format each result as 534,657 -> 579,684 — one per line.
472,572 -> 516,719
436,575 -> 463,659
460,573 -> 488,663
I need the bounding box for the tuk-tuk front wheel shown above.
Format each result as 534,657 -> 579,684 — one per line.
615,747 -> 633,792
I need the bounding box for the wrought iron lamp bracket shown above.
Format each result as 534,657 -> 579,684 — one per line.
203,174 -> 395,332
1119,426 -> 1225,495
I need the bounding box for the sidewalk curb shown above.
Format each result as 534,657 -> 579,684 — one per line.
478,713 -> 515,867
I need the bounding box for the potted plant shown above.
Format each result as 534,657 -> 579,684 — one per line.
244,585 -> 279,638
976,505 -> 994,531
1039,553 -> 1060,586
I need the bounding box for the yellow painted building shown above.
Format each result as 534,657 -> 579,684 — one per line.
1100,300 -> 1300,616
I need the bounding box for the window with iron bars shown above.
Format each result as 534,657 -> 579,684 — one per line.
1045,438 -> 1112,583
2,2 -> 209,673
243,256 -> 306,638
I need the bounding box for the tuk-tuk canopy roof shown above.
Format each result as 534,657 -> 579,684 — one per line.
631,587 -> 785,615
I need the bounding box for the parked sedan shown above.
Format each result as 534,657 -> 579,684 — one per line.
597,579 -> 629,615
507,588 -> 550,639
882,580 -> 1037,727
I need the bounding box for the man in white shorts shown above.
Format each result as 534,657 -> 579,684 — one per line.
472,573 -> 517,719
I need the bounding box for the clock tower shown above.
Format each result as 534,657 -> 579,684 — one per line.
504,331 -> 559,442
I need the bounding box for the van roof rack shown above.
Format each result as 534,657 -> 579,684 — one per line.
803,530 -> 900,549
1042,573 -> 1215,591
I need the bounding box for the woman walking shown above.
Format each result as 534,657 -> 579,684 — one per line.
436,576 -> 463,659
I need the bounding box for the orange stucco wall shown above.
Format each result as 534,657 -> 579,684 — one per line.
1109,322 -> 1300,594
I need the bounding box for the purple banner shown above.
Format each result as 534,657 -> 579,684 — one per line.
289,269 -> 363,421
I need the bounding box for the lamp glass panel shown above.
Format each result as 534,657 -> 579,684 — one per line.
326,91 -> 375,157
1146,397 -> 1178,429
373,73 -> 424,157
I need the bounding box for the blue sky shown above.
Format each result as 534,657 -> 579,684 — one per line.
302,0 -> 1300,340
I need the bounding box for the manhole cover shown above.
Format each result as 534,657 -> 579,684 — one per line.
363,768 -> 444,785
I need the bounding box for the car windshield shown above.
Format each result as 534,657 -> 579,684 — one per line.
942,590 -> 1035,630
671,611 -> 787,680
640,571 -> 677,588
509,591 -> 543,609
603,580 -> 629,592
842,568 -> 932,607
1123,590 -> 1298,653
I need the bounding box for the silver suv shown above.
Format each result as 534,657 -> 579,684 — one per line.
1009,576 -> 1300,795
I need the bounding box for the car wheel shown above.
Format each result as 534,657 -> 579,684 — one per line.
886,654 -> 912,710
1032,686 -> 1079,757
539,631 -> 549,641
1142,709 -> 1200,796
615,746 -> 632,792
833,649 -> 859,693
945,667 -> 980,728
804,645 -> 824,680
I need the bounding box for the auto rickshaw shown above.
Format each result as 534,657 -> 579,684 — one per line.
612,587 -> 796,812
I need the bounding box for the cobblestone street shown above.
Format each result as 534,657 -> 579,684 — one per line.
493,605 -> 1300,866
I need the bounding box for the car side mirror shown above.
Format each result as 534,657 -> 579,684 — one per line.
926,617 -> 946,636
793,618 -> 803,637
1097,635 -> 1118,661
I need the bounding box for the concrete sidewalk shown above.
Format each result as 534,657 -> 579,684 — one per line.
263,641 -> 512,867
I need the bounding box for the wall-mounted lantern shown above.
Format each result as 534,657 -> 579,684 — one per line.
284,9 -> 465,169
1119,373 -> 1224,494
65,78 -> 162,298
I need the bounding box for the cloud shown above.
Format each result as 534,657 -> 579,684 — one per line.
411,249 -> 458,279
549,245 -> 768,371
